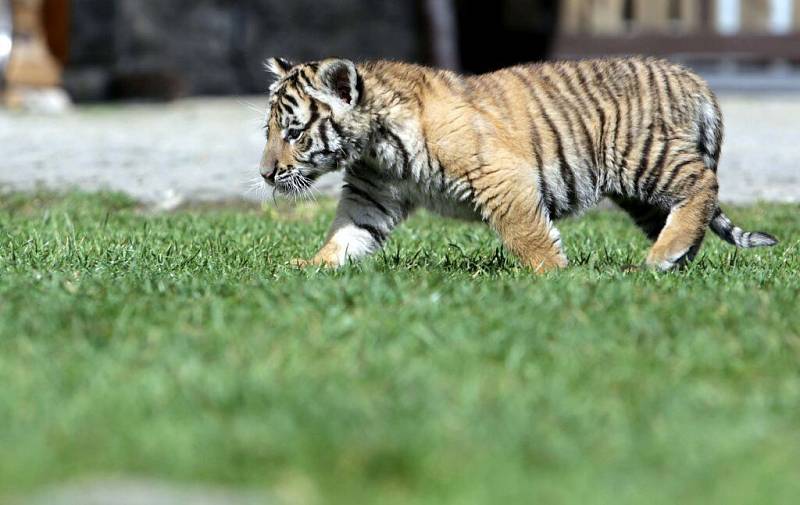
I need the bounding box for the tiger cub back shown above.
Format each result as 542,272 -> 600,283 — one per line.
463,57 -> 721,218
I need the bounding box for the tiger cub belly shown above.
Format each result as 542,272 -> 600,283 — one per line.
422,196 -> 482,221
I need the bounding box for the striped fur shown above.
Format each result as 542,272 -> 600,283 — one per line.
710,209 -> 777,248
259,57 -> 778,272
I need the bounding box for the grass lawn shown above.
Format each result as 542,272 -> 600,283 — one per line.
0,192 -> 799,504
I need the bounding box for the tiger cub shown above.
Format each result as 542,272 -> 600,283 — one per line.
259,56 -> 777,272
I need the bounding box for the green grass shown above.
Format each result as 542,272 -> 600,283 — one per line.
1,192 -> 799,504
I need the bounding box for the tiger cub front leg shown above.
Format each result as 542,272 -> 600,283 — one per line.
481,179 -> 568,273
293,181 -> 406,268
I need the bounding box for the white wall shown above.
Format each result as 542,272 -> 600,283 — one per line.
716,0 -> 741,34
769,0 -> 793,33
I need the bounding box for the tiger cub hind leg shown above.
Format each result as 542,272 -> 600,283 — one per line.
644,163 -> 719,271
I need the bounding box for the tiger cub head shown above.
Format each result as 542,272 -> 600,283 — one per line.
260,57 -> 370,195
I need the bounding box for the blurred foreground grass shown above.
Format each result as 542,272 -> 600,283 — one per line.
1,192 -> 799,504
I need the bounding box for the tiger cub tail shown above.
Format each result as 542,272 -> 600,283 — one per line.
710,208 -> 778,248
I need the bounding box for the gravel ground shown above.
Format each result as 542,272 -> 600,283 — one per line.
1,93 -> 799,205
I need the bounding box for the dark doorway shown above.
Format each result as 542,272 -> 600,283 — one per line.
455,0 -> 559,74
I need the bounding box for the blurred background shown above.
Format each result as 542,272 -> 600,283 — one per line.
1,0 -> 799,204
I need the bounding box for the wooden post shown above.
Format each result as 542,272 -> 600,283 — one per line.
698,0 -> 714,32
634,0 -> 670,31
678,0 -> 700,31
560,0 -> 587,34
3,0 -> 70,110
423,0 -> 459,71
795,0 -> 800,31
740,0 -> 771,33
591,0 -> 626,34
5,0 -> 61,87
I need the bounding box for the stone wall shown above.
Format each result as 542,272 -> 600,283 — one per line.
65,0 -> 423,100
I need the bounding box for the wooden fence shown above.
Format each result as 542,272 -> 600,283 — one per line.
553,0 -> 800,61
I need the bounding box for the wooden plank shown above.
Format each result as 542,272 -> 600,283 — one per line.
551,32 -> 800,59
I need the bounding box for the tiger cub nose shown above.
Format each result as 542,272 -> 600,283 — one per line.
262,169 -> 276,184
261,162 -> 277,184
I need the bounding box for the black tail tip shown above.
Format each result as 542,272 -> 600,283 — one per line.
750,232 -> 778,247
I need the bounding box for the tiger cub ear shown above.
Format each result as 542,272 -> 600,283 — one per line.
264,57 -> 294,79
316,59 -> 360,109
